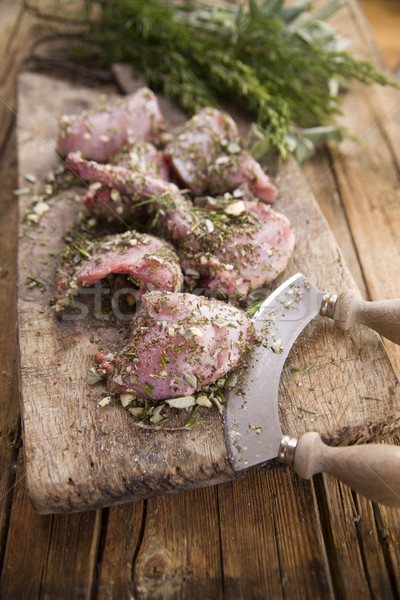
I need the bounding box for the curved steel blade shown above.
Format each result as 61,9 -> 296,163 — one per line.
224,273 -> 323,471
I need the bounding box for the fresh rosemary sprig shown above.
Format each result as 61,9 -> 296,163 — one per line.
45,0 -> 398,161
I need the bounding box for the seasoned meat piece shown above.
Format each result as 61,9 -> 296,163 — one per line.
83,142 -> 169,223
65,152 -> 195,242
55,231 -> 183,311
65,154 -> 294,301
57,88 -> 164,162
182,196 -> 295,301
113,141 -> 169,179
96,291 -> 254,399
164,108 -> 277,203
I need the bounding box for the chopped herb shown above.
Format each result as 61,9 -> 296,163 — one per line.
298,406 -> 316,415
160,354 -> 168,373
301,362 -> 315,373
26,275 -> 46,290
74,245 -> 90,258
139,400 -> 148,420
185,405 -> 201,427
59,0 -> 398,161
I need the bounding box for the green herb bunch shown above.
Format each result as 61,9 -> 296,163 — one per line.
75,0 -> 395,161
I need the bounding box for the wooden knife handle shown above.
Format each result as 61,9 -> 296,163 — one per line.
334,291 -> 400,345
293,432 -> 400,507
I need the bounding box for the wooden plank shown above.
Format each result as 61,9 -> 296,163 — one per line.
1,458 -> 102,599
0,2 -> 35,150
294,3 -> 400,598
133,489 -> 223,599
358,0 -> 400,70
315,474 -> 396,599
0,129 -> 20,568
217,468 -> 334,599
373,479 -> 400,596
16,72 -> 400,514
0,460 -> 53,599
302,151 -> 366,295
321,0 -> 400,379
96,503 -> 145,599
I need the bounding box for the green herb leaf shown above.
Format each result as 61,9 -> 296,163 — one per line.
37,0 -> 398,161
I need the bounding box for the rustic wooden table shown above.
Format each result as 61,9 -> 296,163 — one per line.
1,1 -> 400,598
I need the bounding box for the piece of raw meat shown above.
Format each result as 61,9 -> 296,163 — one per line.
65,154 -> 294,301
83,142 -> 169,223
183,196 -> 295,301
112,141 -> 169,179
57,88 -> 165,162
65,152 -> 195,242
164,108 -> 277,203
96,291 -> 254,399
55,230 -> 183,311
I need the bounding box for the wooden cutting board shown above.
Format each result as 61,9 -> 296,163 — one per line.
17,72 -> 400,514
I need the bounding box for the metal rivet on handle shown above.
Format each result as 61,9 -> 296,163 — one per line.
320,293 -> 338,319
278,436 -> 298,465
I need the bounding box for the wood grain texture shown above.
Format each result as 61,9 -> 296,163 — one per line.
1,457 -> 102,600
359,0 -> 400,70
322,0 -> 400,378
0,131 -> 20,569
134,488 -> 223,600
0,1 -> 38,150
0,0 -> 40,565
314,474 -> 395,599
96,502 -> 145,599
16,72 -> 400,514
217,468 -> 334,599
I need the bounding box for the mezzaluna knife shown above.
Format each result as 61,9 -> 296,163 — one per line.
224,273 -> 400,507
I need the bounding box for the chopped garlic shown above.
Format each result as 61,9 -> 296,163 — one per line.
120,393 -> 135,408
225,373 -> 238,390
26,213 -> 40,223
196,395 -> 212,408
204,219 -> 214,233
98,396 -> 111,407
271,338 -> 283,353
183,371 -> 197,389
189,326 -> 203,337
25,173 -> 37,183
128,407 -> 144,417
166,396 -> 196,409
224,200 -> 245,217
227,141 -> 241,154
33,201 -> 50,216
150,412 -> 164,424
